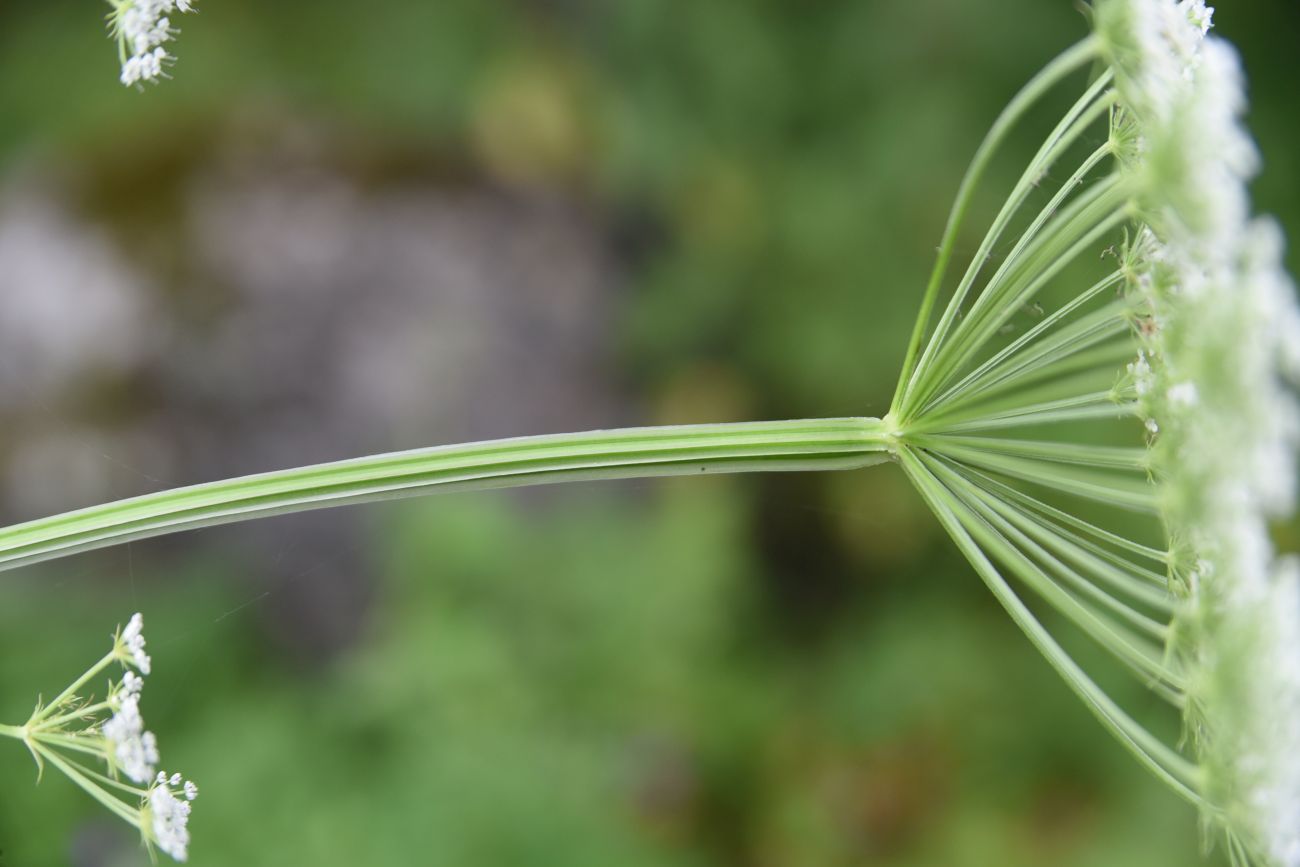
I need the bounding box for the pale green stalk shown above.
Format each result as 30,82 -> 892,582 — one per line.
29,651 -> 117,725
913,441 -> 1157,512
24,733 -> 109,759
891,37 -> 1102,415
918,270 -> 1127,419
899,449 -> 1202,803
910,390 -> 1137,435
947,464 -> 1170,588
0,419 -> 892,574
938,136 -> 1116,339
933,338 -> 1137,419
30,741 -> 139,825
906,182 -> 1133,412
33,701 -> 116,732
925,456 -> 1173,669
901,93 -> 1119,415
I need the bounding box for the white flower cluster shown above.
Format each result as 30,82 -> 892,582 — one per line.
149,771 -> 198,862
109,0 -> 197,87
121,611 -> 152,674
103,689 -> 160,784
0,613 -> 198,861
103,613 -> 197,861
1098,1 -> 1300,863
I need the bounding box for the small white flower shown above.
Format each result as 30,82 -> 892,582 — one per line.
183,780 -> 198,801
120,56 -> 144,87
120,612 -> 152,675
1179,0 -> 1214,36
148,781 -> 193,862
102,694 -> 159,784
109,0 -> 197,88
120,670 -> 144,698
1167,381 -> 1198,407
1128,350 -> 1155,396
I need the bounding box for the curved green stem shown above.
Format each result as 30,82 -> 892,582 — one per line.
899,448 -> 1203,804
29,652 -> 117,724
29,742 -> 140,825
891,37 -> 1102,417
0,418 -> 893,574
33,700 -> 115,732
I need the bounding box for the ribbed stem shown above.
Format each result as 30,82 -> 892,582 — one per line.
892,37 -> 1102,414
0,418 -> 894,574
899,448 -> 1203,804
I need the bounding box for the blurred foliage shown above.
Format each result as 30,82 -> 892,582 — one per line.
2,0 -> 1296,864
0,483 -> 1206,866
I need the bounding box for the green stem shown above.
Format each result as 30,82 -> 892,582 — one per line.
30,742 -> 140,826
891,37 -> 1101,415
909,391 -> 1137,435
29,732 -> 109,759
950,461 -> 1169,570
29,652 -> 117,724
902,85 -> 1117,416
899,448 -> 1203,803
0,418 -> 893,574
34,700 -> 115,732
939,133 -> 1115,345
0,723 -> 24,739
49,757 -> 147,799
919,440 -> 1157,513
918,269 -> 1126,417
939,340 -> 1137,413
906,181 -> 1132,413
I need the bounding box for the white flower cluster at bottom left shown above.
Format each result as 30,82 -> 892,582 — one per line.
0,613 -> 200,861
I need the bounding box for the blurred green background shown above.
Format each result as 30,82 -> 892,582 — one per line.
0,1 -> 1295,865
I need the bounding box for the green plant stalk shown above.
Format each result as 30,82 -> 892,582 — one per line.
941,340 -> 1137,413
30,741 -> 138,825
33,701 -> 115,732
891,36 -> 1101,414
898,448 -> 1202,803
900,87 -> 1119,417
919,270 -> 1126,417
906,184 -> 1133,414
29,651 -> 117,724
0,418 -> 893,574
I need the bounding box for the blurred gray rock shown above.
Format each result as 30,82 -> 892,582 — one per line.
0,129 -> 630,661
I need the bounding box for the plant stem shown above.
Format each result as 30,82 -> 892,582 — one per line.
898,448 -> 1203,804
29,741 -> 140,825
29,652 -> 117,724
892,37 -> 1101,416
0,418 -> 894,574
900,83 -> 1118,419
33,700 -> 114,732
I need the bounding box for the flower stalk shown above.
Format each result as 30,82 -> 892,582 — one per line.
0,418 -> 893,574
